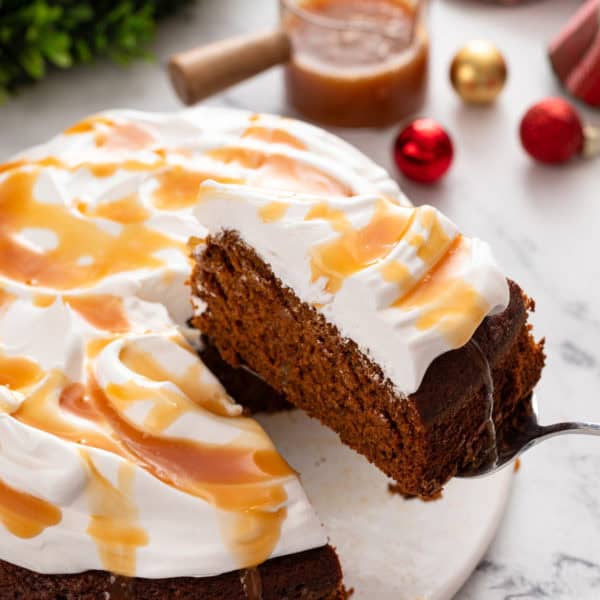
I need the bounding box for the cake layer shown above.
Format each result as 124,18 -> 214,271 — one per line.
192,231 -> 545,497
0,545 -> 343,600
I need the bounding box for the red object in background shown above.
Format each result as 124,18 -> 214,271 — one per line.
519,98 -> 584,164
393,119 -> 454,183
549,0 -> 600,107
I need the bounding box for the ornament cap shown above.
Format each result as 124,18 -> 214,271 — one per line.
583,124 -> 600,158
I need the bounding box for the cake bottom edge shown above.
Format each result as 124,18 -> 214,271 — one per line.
0,544 -> 343,600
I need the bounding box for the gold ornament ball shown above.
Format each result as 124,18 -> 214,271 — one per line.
450,40 -> 508,104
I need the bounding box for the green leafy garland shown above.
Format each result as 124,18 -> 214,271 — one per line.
0,0 -> 194,100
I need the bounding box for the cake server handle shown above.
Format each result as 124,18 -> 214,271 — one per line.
168,30 -> 291,105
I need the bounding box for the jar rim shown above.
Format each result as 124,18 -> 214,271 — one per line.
280,0 -> 423,41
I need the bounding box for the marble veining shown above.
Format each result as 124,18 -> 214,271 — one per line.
465,553 -> 600,599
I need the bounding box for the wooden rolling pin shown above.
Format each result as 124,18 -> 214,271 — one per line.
168,30 -> 292,105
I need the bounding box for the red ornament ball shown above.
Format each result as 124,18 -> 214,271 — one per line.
393,119 -> 454,183
519,97 -> 584,164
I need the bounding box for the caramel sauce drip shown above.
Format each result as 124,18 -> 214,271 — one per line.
305,202 -> 350,232
14,370 -> 121,454
0,288 -> 15,309
220,504 -> 287,571
82,452 -> 148,577
241,567 -> 264,600
306,200 -> 490,346
0,156 -> 164,179
59,382 -> 101,423
12,360 -> 290,490
380,259 -> 414,297
88,375 -> 291,491
86,337 -> 117,359
33,294 -> 55,308
67,295 -> 130,333
242,126 -> 307,150
258,202 -> 290,223
308,199 -> 413,293
207,147 -> 352,196
404,207 -> 452,265
95,122 -> 155,151
393,237 -> 490,347
65,116 -> 155,153
152,166 -> 241,211
77,195 -> 150,225
88,374 -> 291,567
9,335 -> 292,568
64,115 -> 116,135
0,476 -> 62,539
36,293 -> 129,333
0,170 -> 185,290
118,341 -> 238,420
0,352 -> 44,393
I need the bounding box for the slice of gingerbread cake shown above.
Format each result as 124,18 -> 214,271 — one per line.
192,182 -> 545,498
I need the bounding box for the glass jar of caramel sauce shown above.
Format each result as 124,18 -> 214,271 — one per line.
281,0 -> 428,128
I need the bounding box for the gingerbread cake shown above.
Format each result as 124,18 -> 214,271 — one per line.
191,183 -> 545,498
0,108 -> 399,598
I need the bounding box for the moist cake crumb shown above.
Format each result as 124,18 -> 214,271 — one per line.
192,230 -> 545,498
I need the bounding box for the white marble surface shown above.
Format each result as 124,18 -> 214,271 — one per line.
1,0 -> 599,598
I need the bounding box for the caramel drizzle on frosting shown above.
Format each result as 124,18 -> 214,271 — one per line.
258,202 -> 290,223
207,147 -> 352,197
0,289 -> 15,309
393,236 -> 491,347
0,114 -> 354,572
77,194 -> 150,225
82,451 -> 148,577
67,295 -> 130,333
94,122 -> 156,151
0,352 -> 45,394
89,366 -> 292,568
64,115 -> 116,135
0,476 -> 62,539
308,199 -> 413,294
306,199 -> 490,346
117,341 -> 238,421
0,156 -> 163,179
7,337 -> 291,570
33,294 -> 130,333
0,170 -> 186,290
152,166 -> 241,211
15,369 -> 122,454
242,126 -> 307,150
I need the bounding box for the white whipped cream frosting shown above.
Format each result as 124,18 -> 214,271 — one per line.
0,107 -> 401,578
194,183 -> 509,395
0,297 -> 324,578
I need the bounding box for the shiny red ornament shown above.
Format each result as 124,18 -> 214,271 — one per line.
393,119 -> 454,184
519,97 -> 584,163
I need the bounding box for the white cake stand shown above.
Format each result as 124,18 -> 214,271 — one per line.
259,410 -> 513,600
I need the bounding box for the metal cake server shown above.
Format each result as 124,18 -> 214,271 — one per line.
457,394 -> 600,478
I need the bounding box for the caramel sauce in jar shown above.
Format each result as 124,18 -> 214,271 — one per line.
282,0 -> 428,127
